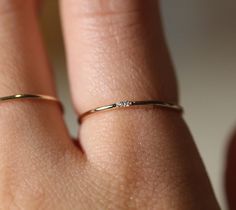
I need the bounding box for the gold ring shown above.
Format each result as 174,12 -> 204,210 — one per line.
79,100 -> 183,123
0,94 -> 63,111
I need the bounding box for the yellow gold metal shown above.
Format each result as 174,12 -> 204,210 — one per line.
79,100 -> 183,123
0,94 -> 63,111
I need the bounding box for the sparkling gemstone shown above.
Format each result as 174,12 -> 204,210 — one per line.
116,101 -> 132,107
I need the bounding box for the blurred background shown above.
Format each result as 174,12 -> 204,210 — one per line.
40,1 -> 236,209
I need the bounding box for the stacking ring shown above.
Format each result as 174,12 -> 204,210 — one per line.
79,100 -> 183,123
0,94 -> 63,111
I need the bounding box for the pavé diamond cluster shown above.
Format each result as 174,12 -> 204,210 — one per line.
115,101 -> 133,107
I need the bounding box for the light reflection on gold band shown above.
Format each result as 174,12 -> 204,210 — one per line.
79,100 -> 183,123
0,94 -> 63,111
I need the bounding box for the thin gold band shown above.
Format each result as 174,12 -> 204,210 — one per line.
79,100 -> 183,123
0,94 -> 63,111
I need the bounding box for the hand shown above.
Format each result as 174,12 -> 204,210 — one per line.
0,1 -> 220,209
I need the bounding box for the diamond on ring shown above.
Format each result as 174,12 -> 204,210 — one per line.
115,101 -> 133,107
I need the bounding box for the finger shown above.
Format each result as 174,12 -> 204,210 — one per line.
0,1 -> 73,160
61,1 -> 219,208
225,129 -> 236,210
61,0 -> 178,141
61,0 -> 178,110
0,1 -> 81,207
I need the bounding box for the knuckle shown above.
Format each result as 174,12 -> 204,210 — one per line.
0,161 -> 46,210
67,0 -> 141,18
0,145 -> 74,210
67,0 -> 145,41
0,152 -> 74,210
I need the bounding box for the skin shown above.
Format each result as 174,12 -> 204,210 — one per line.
0,0 -> 226,209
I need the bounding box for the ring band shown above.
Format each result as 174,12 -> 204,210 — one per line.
79,100 -> 183,123
0,94 -> 63,111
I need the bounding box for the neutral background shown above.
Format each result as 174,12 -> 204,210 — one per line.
40,1 -> 236,209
